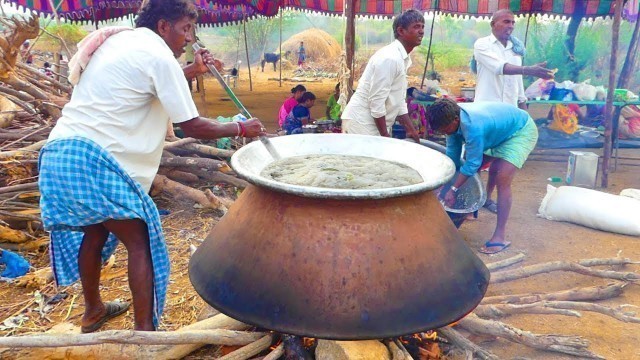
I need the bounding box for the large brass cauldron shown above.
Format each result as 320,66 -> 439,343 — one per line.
189,134 -> 490,340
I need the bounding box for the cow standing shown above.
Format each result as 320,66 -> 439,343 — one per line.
261,53 -> 280,72
260,51 -> 291,72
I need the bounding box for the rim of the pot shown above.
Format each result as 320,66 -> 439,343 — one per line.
230,133 -> 455,199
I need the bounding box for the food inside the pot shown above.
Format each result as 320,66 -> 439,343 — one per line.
260,154 -> 423,189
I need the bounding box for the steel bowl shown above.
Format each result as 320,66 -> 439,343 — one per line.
414,139 -> 487,213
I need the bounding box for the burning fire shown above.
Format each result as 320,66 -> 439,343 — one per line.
399,331 -> 443,359
222,330 -> 445,359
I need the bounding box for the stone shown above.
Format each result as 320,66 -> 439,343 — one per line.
315,339 -> 390,360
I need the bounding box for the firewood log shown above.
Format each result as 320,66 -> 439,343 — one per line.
0,223 -> 29,243
152,174 -> 229,212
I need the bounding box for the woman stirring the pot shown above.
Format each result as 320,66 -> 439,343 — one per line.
283,92 -> 316,135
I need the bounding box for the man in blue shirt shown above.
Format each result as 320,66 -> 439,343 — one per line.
427,99 -> 538,254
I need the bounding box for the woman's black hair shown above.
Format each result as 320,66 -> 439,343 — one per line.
298,91 -> 316,103
135,0 -> 198,31
291,84 -> 307,93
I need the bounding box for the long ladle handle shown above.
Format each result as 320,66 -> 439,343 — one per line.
192,43 -> 281,160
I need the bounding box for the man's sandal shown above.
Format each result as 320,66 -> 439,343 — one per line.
81,301 -> 130,333
479,241 -> 511,255
483,199 -> 498,214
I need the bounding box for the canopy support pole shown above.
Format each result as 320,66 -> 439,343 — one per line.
344,0 -> 355,99
420,11 -> 437,89
602,0 -> 624,188
243,15 -> 253,91
523,13 -> 532,49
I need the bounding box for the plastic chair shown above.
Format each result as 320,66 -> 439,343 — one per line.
223,66 -> 239,88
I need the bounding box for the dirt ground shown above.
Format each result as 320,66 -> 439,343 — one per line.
194,70 -> 640,360
1,69 -> 639,360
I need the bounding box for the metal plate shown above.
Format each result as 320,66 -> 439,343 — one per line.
231,134 -> 456,199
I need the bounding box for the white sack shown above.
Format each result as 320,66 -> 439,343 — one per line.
538,185 -> 640,236
573,80 -> 597,101
620,188 -> 640,201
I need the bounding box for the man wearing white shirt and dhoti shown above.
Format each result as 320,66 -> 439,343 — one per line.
341,9 -> 423,143
472,9 -> 554,215
38,0 -> 265,334
473,9 -> 554,110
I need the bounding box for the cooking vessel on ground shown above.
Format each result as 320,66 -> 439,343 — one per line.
189,134 -> 490,339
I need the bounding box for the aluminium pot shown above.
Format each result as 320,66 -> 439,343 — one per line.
189,134 -> 490,340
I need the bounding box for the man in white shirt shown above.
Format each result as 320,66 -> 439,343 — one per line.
341,9 -> 423,142
39,0 -> 264,333
473,9 -> 554,109
473,9 -> 554,217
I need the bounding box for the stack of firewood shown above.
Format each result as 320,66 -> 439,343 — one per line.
0,16 -> 254,253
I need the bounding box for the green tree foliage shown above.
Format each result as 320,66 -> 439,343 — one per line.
415,43 -> 473,70
525,18 -> 635,88
41,23 -> 88,51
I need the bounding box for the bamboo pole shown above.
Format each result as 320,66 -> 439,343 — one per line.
243,15 -> 252,91
45,0 -> 71,58
602,0 -> 624,187
344,0 -> 355,100
420,10 -> 438,89
279,2 -> 282,87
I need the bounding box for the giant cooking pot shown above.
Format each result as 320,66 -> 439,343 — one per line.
189,134 -> 490,339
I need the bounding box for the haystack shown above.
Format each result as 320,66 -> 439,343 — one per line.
279,28 -> 342,63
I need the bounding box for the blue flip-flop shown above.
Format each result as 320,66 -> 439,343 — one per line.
479,241 -> 511,254
483,199 -> 498,214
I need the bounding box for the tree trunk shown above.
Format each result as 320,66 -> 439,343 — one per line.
616,11 -> 640,89
564,0 -> 587,81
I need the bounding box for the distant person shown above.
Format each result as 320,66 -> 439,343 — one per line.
326,83 -> 342,123
283,91 -> 316,135
473,9 -> 554,109
40,61 -> 54,77
21,40 -> 33,65
341,9 -> 422,143
278,84 -> 306,128
297,41 -> 306,68
426,99 -> 538,254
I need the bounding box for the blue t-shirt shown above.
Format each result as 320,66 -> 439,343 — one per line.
446,102 -> 529,176
283,104 -> 310,135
